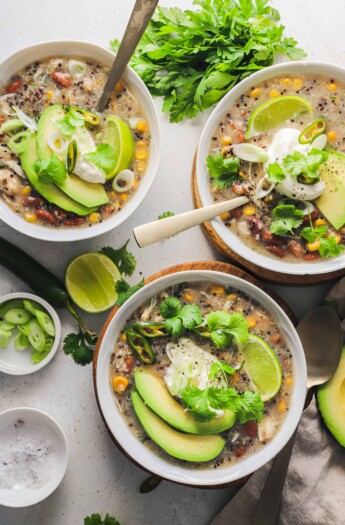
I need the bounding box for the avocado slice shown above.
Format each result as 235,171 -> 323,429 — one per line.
131,390 -> 225,462
36,105 -> 108,208
317,347 -> 345,447
317,149 -> 345,229
20,134 -> 97,216
134,368 -> 236,435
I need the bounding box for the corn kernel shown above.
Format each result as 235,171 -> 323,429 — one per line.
278,399 -> 287,412
250,87 -> 262,98
264,195 -> 273,203
46,90 -> 53,100
243,205 -> 256,216
210,286 -> 225,295
227,293 -> 238,301
183,292 -> 193,302
307,238 -> 321,251
121,193 -> 128,201
121,333 -> 127,341
270,89 -> 280,98
133,177 -> 138,187
137,160 -> 146,173
135,148 -> 147,160
109,191 -> 117,200
89,212 -> 100,223
220,212 -> 229,220
25,212 -> 37,223
221,146 -> 231,157
282,78 -> 291,87
327,131 -> 337,142
137,140 -> 146,148
314,218 -> 327,227
113,375 -> 129,394
246,316 -> 257,329
136,120 -> 148,132
293,78 -> 303,89
239,171 -> 247,179
327,83 -> 337,91
22,185 -> 31,196
115,81 -> 124,92
285,375 -> 293,386
221,135 -> 233,145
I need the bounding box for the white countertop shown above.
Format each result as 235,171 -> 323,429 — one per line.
0,1 -> 342,523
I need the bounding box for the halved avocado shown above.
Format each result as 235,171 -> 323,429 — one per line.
131,390 -> 225,462
134,368 -> 236,435
20,133 -> 97,216
317,347 -> 345,446
36,105 -> 108,208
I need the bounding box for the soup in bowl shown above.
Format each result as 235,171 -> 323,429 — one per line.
0,41 -> 160,241
95,270 -> 306,486
196,61 -> 345,276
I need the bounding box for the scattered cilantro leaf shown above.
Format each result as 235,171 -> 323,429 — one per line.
84,143 -> 117,174
101,240 -> 136,276
319,236 -> 344,258
209,360 -> 236,378
115,279 -> 144,306
206,311 -> 249,349
164,316 -> 183,337
231,390 -> 264,423
266,162 -> 285,183
206,153 -> 240,189
158,211 -> 175,220
269,204 -> 304,235
111,0 -> 306,122
33,154 -> 66,185
63,329 -> 97,366
300,225 -> 328,243
84,514 -> 120,525
55,109 -> 84,136
178,305 -> 202,330
160,297 -> 202,336
283,149 -> 328,183
160,296 -> 182,318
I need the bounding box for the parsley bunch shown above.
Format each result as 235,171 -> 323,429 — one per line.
160,297 -> 202,336
206,153 -> 240,189
110,0 -> 305,122
84,514 -> 120,525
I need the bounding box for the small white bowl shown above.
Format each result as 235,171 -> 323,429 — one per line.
196,60 -> 345,277
0,407 -> 68,507
0,41 -> 160,242
95,270 -> 307,487
0,292 -> 61,375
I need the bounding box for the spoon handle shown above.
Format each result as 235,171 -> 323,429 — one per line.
97,0 -> 159,112
133,196 -> 248,248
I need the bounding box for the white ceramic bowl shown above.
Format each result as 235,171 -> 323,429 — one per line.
0,292 -> 61,375
0,41 -> 160,242
0,407 -> 68,507
95,270 -> 307,486
196,61 -> 345,276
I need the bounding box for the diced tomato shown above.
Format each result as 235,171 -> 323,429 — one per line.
243,420 -> 258,438
269,333 -> 282,345
5,79 -> 23,94
51,71 -> 72,87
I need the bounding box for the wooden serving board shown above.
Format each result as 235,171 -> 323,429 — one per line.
192,154 -> 345,285
93,260 -> 296,490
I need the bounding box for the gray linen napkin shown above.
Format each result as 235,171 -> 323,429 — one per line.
211,278 -> 345,525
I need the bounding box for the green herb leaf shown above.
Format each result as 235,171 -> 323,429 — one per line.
300,225 -> 328,243
101,240 -> 137,276
319,236 -> 345,259
33,154 -> 67,185
115,279 -> 145,306
84,143 -> 117,174
84,514 -> 121,525
209,360 -> 236,378
231,390 -> 264,423
266,162 -> 286,183
206,311 -> 249,349
164,316 -> 184,337
158,211 -> 175,220
160,296 -> 182,318
63,329 -> 97,366
161,298 -> 202,336
206,153 -> 240,189
283,149 -> 328,183
269,204 -> 304,235
178,304 -> 202,330
55,109 -> 84,136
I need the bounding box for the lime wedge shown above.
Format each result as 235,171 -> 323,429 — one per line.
65,252 -> 121,313
245,95 -> 313,139
240,334 -> 282,401
103,115 -> 135,180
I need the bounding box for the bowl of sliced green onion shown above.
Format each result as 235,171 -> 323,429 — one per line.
0,292 -> 61,375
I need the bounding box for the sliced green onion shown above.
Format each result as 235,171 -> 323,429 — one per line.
14,332 -> 29,352
8,130 -> 32,154
18,323 -> 31,336
5,308 -> 32,325
311,133 -> 327,150
112,169 -> 134,192
0,119 -> 24,134
67,140 -> 77,174
298,118 -> 327,144
23,299 -> 44,316
0,332 -> 11,348
68,60 -> 87,78
28,320 -> 45,352
233,143 -> 269,163
0,299 -> 24,317
36,310 -> 55,337
0,321 -> 15,332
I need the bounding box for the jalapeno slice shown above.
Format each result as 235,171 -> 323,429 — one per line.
125,330 -> 156,364
132,321 -> 168,338
70,106 -> 100,126
298,118 -> 327,144
67,140 -> 77,174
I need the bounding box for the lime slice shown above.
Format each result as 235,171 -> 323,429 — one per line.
233,143 -> 269,163
103,115 -> 135,180
240,334 -> 282,401
65,252 -> 121,313
245,95 -> 313,139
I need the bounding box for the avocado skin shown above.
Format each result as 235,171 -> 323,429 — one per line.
317,347 -> 345,447
131,389 -> 225,462
36,105 -> 108,208
134,368 -> 236,435
317,149 -> 345,229
20,133 -> 97,216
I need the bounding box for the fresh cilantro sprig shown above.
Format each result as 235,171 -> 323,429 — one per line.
101,240 -> 137,276
160,296 -> 202,337
208,360 -> 235,379
301,225 -> 344,258
115,279 -> 145,306
181,385 -> 264,423
33,154 -> 67,185
283,148 -> 328,183
84,514 -> 121,525
206,153 -> 240,189
63,329 -> 98,366
84,144 -> 117,174
55,109 -> 85,136
158,211 -> 175,220
206,311 -> 249,349
269,204 -> 304,235
266,162 -> 286,184
111,0 -> 306,122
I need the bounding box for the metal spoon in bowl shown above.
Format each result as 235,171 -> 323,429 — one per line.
252,306 -> 343,525
97,0 -> 159,112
